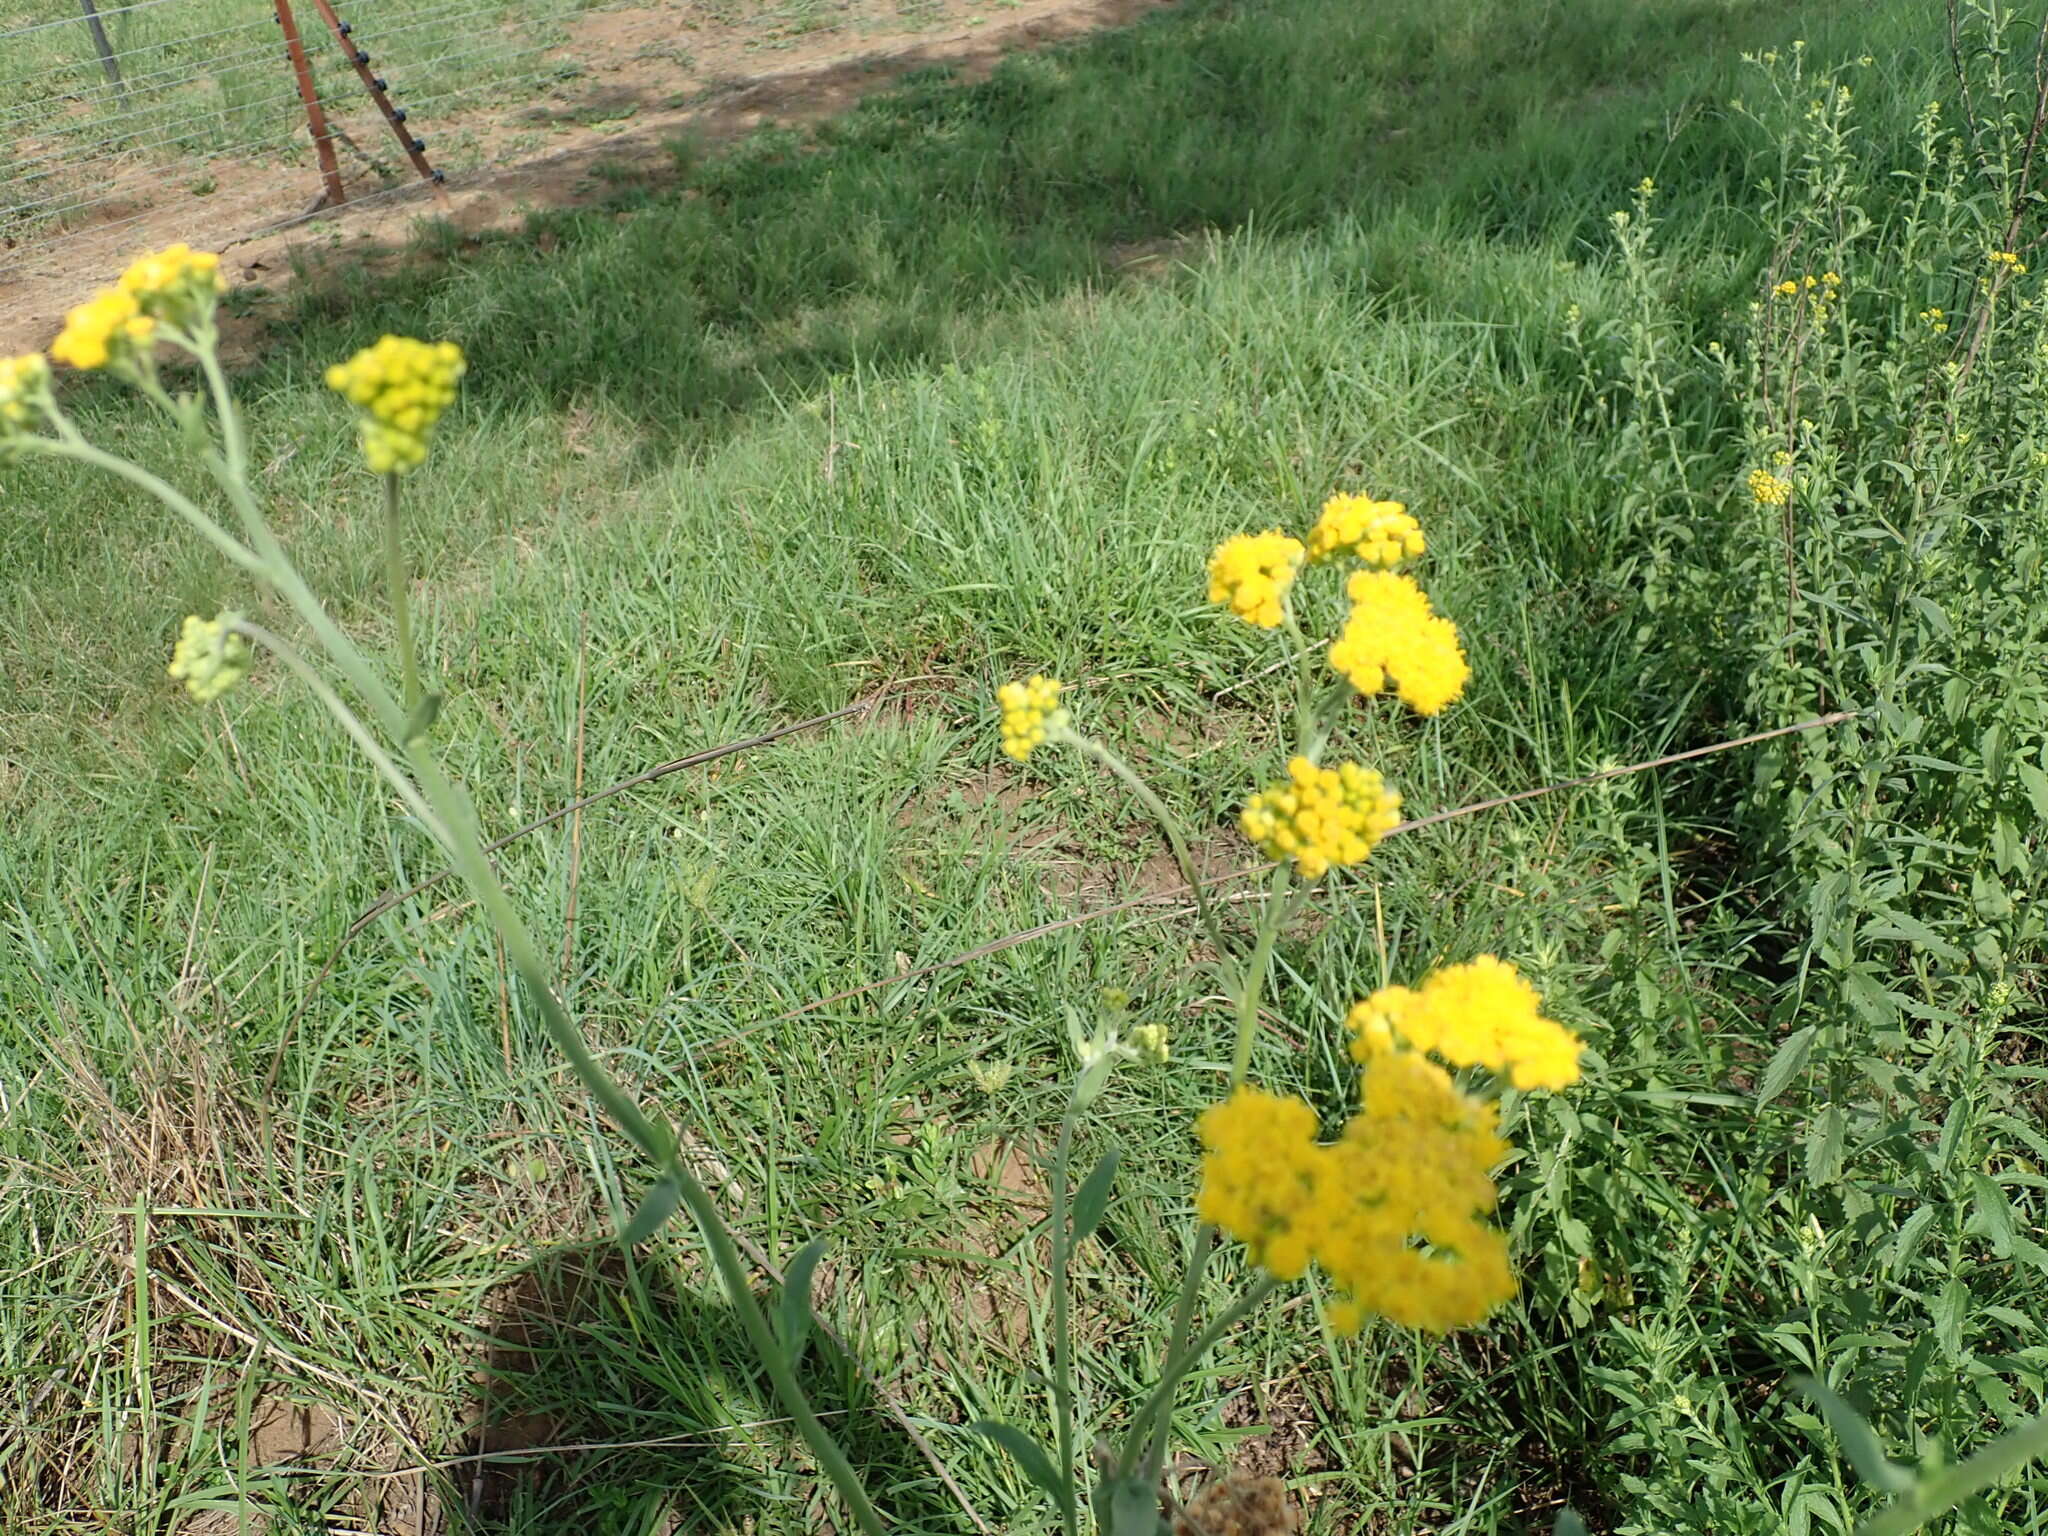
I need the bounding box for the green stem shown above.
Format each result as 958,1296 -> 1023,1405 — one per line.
404,740 -> 893,1536
123,326 -> 888,1536
1066,734 -> 1229,961
1126,857 -> 1297,1484
23,435 -> 263,575
231,623 -> 454,850
1126,1277 -> 1278,1477
380,472 -> 422,717
188,334 -> 409,742
1282,606 -> 1320,759
1048,1093 -> 1083,1536
195,332 -> 249,483
1126,1222 -> 1214,1481
1229,864 -> 1296,1087
207,448 -> 409,743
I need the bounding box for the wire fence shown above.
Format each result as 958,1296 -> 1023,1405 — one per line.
0,0 -> 594,273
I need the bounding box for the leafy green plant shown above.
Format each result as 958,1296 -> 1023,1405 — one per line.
1553,14 -> 2048,1533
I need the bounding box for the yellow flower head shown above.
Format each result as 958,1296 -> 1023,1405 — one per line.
1748,467 -> 1794,506
167,613 -> 251,702
1991,250 -> 2029,275
1195,1088 -> 1324,1280
1207,530 -> 1305,628
116,243 -> 225,328
997,674 -> 1067,762
324,335 -> 466,474
1774,279 -> 1800,298
0,353 -> 52,434
1240,756 -> 1400,880
1306,493 -> 1425,567
51,290 -> 156,372
1196,1066 -> 1515,1334
1328,569 -> 1469,715
1348,955 -> 1582,1090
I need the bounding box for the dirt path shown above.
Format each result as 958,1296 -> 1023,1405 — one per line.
0,0 -> 1166,355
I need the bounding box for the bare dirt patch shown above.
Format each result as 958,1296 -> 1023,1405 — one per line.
0,0 -> 1170,354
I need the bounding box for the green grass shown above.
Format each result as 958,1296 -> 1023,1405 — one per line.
5,0 -> 2046,1532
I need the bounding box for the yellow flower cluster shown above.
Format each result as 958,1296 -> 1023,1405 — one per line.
998,674 -> 1067,762
1327,569 -> 1469,715
51,290 -> 155,372
1196,1055 -> 1514,1334
1748,467 -> 1794,506
1207,530 -> 1305,628
1991,250 -> 2028,275
1920,306 -> 1949,334
167,613 -> 251,702
1347,955 -> 1582,1090
1774,272 -> 1842,300
117,243 -> 225,326
50,244 -> 228,372
1240,756 -> 1401,880
0,353 -> 51,433
1306,493 -> 1424,567
324,336 -> 466,474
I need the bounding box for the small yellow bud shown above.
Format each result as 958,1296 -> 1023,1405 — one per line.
167,613 -> 252,702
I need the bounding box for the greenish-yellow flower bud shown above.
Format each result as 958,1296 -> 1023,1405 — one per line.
1129,1023 -> 1170,1065
168,612 -> 251,702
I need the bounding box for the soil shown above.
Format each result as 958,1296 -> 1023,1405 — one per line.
0,0 -> 1170,354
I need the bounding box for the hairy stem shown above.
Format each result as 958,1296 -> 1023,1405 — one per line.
1126,1222 -> 1215,1482
1127,1277 -> 1278,1481
389,700 -> 894,1536
1127,856 -> 1297,1484
25,434 -> 263,575
1067,733 -> 1229,960
1049,1094 -> 1083,1536
168,335 -> 889,1536
381,472 -> 422,717
231,622 -> 452,849
1229,865 -> 1296,1087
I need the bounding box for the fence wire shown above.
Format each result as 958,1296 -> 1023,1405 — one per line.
0,0 -> 591,274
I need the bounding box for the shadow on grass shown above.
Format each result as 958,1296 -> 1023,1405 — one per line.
257,0 -> 1818,456
450,1239 -> 971,1535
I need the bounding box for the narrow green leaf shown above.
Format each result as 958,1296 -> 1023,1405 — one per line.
1889,1206 -> 1938,1279
1967,1173 -> 2015,1257
1757,1025 -> 1818,1107
968,1420 -> 1066,1502
1101,1476 -> 1164,1536
1805,1105 -> 1847,1185
622,1175 -> 681,1244
1930,1278 -> 1968,1362
1863,909 -> 1966,964
778,1238 -> 829,1367
1797,1376 -> 1915,1494
2017,761 -> 2048,824
402,690 -> 443,744
1855,1411 -> 2048,1536
1070,1148 -> 1121,1241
